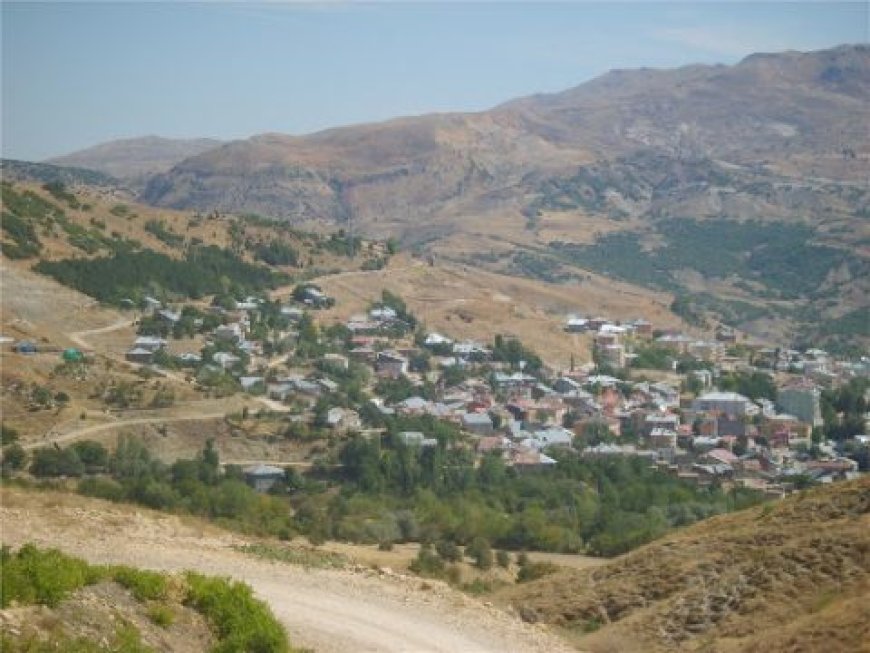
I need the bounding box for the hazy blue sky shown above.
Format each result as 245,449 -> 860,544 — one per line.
2,2 -> 867,160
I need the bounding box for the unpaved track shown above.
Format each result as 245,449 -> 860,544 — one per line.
0,489 -> 574,653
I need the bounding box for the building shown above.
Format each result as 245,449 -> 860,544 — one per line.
462,412 -> 494,435
777,382 -> 823,427
243,464 -> 286,493
693,391 -> 754,417
376,351 -> 408,378
125,347 -> 154,364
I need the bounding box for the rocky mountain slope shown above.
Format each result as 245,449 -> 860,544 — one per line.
141,45 -> 868,232
498,477 -> 870,652
49,135 -> 224,181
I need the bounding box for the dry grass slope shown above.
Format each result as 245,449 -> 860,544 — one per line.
498,477 -> 870,652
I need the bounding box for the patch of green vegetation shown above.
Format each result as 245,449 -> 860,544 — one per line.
321,230 -> 361,257
0,159 -> 118,187
0,544 -> 291,653
551,232 -> 677,290
549,219 -> 864,302
42,181 -> 81,209
236,543 -> 347,570
144,219 -> 184,248
35,245 -> 287,304
508,251 -> 578,284
184,572 -> 290,653
1,210 -> 42,258
253,239 -> 299,266
111,567 -> 168,602
0,544 -> 102,608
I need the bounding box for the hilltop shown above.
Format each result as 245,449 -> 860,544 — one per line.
498,477 -> 870,652
48,136 -> 224,183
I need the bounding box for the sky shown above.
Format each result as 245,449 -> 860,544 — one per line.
2,2 -> 867,161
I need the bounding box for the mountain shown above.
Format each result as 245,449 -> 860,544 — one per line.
136,45 -> 870,350
48,135 -> 224,181
0,159 -> 119,187
142,45 -> 869,229
498,477 -> 870,652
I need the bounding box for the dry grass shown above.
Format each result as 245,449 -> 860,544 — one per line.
498,477 -> 870,652
314,253 -> 691,369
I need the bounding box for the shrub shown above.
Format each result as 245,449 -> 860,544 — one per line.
516,561 -> 558,583
435,540 -> 461,562
0,544 -> 103,608
409,546 -> 445,577
496,550 -> 511,569
466,537 -> 493,571
112,566 -> 168,601
2,444 -> 28,471
184,572 -> 289,653
147,603 -> 175,628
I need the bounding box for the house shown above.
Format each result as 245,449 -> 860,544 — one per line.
280,306 -> 305,322
630,319 -> 653,339
777,382 -> 823,427
244,464 -> 285,493
301,286 -> 332,308
644,413 -> 679,436
214,323 -> 244,343
240,376 -> 264,392
157,309 -> 181,325
143,296 -> 162,313
526,427 -> 573,449
510,448 -> 557,471
693,391 -> 754,417
376,351 -> 408,378
477,435 -> 512,454
369,306 -> 398,322
132,336 -> 167,352
213,352 -> 241,370
424,332 -> 453,347
268,383 -> 295,402
327,407 -> 361,432
125,347 -> 154,364
462,412 -> 494,435
397,431 -> 438,447
565,317 -> 589,333
322,353 -> 349,370
397,396 -> 431,415
649,427 -> 678,448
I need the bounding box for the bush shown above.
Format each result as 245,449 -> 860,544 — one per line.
466,537 -> 493,571
112,566 -> 168,601
2,444 -> 27,471
435,540 -> 461,563
496,550 -> 511,569
147,603 -> 175,628
29,447 -> 84,477
409,546 -> 445,577
184,572 -> 289,653
0,544 -> 103,608
516,561 -> 558,583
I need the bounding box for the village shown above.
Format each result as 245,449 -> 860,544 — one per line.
61,279 -> 866,499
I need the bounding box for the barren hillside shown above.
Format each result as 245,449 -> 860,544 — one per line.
497,477 -> 870,653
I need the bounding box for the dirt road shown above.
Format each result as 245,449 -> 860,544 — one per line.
0,489 -> 573,653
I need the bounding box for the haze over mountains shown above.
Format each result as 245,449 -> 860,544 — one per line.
48,135 -> 224,181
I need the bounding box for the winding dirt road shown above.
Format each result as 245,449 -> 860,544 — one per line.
0,489 -> 573,653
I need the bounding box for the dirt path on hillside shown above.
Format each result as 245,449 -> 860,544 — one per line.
22,410 -> 229,451
68,317 -> 135,349
0,489 -> 574,653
